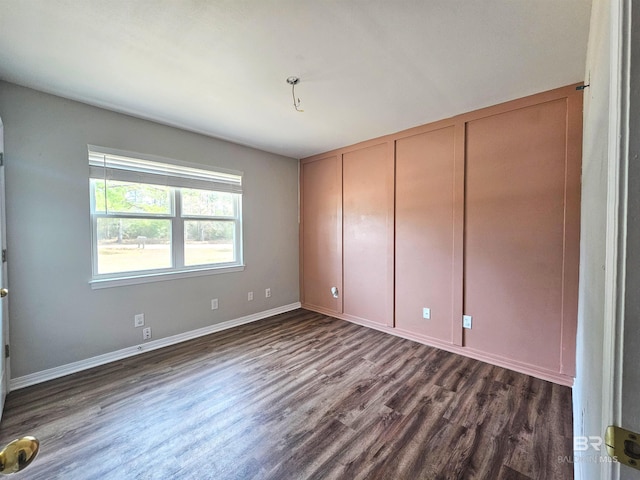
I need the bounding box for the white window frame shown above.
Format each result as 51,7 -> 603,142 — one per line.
88,146 -> 244,289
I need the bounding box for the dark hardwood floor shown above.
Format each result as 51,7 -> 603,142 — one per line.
0,309 -> 573,479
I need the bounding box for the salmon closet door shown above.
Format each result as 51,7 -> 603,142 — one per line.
395,127 -> 458,343
300,155 -> 342,314
342,143 -> 394,326
463,98 -> 581,374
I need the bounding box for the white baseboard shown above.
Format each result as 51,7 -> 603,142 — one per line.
9,302 -> 301,391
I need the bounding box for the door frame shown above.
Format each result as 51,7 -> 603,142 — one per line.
601,0 -> 632,479
0,116 -> 9,416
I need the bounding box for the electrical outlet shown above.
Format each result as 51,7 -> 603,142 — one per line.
142,327 -> 152,340
248,291 -> 254,301
265,288 -> 271,298
463,315 -> 473,329
422,308 -> 431,320
211,298 -> 218,310
134,313 -> 145,327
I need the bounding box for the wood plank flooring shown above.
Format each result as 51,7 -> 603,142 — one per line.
0,309 -> 573,479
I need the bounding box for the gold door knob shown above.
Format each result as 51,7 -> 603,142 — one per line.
0,289 -> 7,298
0,436 -> 39,474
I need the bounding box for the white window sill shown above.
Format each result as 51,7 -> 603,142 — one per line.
89,265 -> 245,289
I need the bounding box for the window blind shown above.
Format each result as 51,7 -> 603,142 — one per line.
88,146 -> 242,194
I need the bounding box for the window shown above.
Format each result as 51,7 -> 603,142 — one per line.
89,146 -> 243,287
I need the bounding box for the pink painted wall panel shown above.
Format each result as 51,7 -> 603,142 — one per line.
395,127 -> 456,342
301,156 -> 342,313
463,99 -> 569,371
301,84 -> 582,384
343,143 -> 394,326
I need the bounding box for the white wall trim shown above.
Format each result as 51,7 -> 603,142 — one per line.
9,302 -> 301,391
600,1 -> 630,479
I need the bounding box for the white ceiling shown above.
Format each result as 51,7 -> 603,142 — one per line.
0,0 -> 592,159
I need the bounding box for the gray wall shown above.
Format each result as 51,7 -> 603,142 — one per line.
0,81 -> 300,378
572,0 -> 610,478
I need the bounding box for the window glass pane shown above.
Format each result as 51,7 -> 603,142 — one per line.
92,179 -> 172,215
181,189 -> 235,217
184,220 -> 235,266
96,218 -> 171,274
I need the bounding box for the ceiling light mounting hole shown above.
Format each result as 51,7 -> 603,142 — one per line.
286,76 -> 304,112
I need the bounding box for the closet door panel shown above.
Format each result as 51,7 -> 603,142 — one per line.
300,155 -> 342,314
343,143 -> 394,326
463,99 -> 569,371
395,127 -> 456,342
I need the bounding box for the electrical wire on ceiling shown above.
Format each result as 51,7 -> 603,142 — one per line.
286,76 -> 304,112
